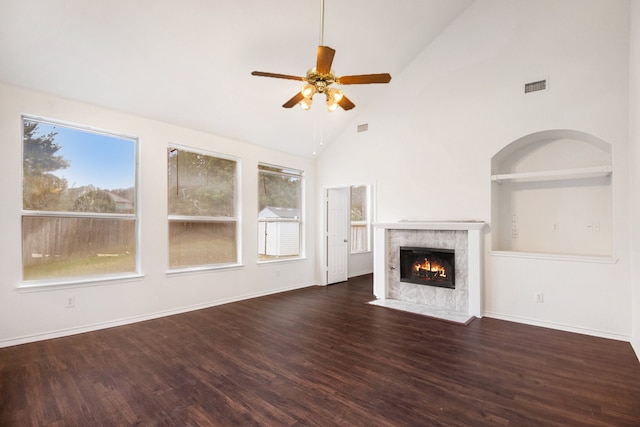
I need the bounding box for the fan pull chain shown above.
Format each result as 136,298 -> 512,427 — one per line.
312,117 -> 317,156
319,0 -> 325,46
320,113 -> 324,146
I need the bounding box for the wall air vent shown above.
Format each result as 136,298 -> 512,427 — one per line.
524,79 -> 547,94
357,123 -> 369,133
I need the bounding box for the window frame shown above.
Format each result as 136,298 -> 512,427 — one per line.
257,162 -> 304,263
19,115 -> 141,289
167,144 -> 242,272
350,185 -> 371,254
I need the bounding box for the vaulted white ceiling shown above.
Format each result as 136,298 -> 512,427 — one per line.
0,0 -> 473,157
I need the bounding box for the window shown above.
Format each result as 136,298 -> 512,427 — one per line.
168,146 -> 239,269
350,185 -> 370,253
258,163 -> 303,261
21,117 -> 137,283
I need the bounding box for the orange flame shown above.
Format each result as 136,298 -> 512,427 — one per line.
413,258 -> 447,278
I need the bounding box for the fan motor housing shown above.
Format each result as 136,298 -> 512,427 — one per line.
306,69 -> 336,93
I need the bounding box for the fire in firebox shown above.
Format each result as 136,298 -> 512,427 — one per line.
399,247 -> 455,289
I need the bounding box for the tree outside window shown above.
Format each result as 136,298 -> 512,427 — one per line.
21,117 -> 137,283
168,146 -> 239,269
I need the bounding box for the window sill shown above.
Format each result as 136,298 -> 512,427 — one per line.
257,256 -> 307,265
17,273 -> 145,292
166,263 -> 244,276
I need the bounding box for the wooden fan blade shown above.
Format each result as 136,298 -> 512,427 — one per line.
338,95 -> 355,111
251,71 -> 305,82
283,92 -> 305,108
336,73 -> 392,85
316,46 -> 336,75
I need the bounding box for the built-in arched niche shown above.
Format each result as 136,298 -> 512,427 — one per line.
491,129 -> 612,257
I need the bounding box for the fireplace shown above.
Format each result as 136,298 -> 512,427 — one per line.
399,247 -> 455,289
373,221 -> 485,322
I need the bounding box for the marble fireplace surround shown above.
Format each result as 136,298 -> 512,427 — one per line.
371,221 -> 486,324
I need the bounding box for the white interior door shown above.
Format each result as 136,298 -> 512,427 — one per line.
326,187 -> 349,284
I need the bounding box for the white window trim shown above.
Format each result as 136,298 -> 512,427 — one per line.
257,162 -> 305,263
167,144 -> 242,272
19,115 -> 140,288
350,185 -> 372,254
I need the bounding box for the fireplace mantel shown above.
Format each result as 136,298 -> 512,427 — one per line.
373,221 -> 486,231
372,221 -> 486,322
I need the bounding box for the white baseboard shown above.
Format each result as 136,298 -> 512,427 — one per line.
0,283 -> 317,349
348,270 -> 373,278
484,311 -> 631,342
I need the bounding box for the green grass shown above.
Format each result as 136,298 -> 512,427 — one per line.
169,238 -> 236,268
23,252 -> 135,281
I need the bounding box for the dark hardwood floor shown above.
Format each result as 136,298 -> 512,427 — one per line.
1,275 -> 640,426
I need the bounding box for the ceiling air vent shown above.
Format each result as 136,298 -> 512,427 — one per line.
524,79 -> 547,94
357,123 -> 369,133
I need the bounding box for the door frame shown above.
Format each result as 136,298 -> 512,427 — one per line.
323,186 -> 350,285
322,184 -> 376,285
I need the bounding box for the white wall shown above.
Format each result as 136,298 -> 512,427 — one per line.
348,252 -> 373,278
0,83 -> 318,347
317,0 -> 632,339
630,0 -> 640,359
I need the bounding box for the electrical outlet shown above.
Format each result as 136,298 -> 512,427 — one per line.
535,293 -> 544,303
552,222 -> 559,232
65,296 -> 75,308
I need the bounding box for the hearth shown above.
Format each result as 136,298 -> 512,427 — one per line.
399,246 -> 455,289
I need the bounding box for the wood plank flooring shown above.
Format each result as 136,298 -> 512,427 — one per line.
1,274 -> 640,426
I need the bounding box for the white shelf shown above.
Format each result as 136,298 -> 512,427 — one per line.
491,165 -> 612,184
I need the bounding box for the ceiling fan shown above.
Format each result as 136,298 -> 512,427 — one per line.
251,0 -> 391,112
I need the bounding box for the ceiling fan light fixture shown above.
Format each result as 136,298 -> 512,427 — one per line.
301,83 -> 316,98
326,96 -> 338,112
329,88 -> 343,102
300,97 -> 313,110
250,0 -> 391,111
